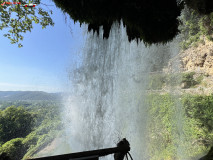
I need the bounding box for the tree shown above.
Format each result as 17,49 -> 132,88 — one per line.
0,0 -> 54,48
0,138 -> 24,160
0,106 -> 36,143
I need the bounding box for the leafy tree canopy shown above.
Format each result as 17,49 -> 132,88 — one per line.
0,138 -> 24,160
0,0 -> 54,47
0,106 -> 36,143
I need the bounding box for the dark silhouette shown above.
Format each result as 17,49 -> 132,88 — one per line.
114,138 -> 131,160
0,153 -> 12,160
184,0 -> 213,14
53,0 -> 182,44
28,138 -> 131,160
52,0 -> 213,44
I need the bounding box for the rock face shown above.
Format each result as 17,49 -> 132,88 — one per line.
166,37 -> 213,95
53,0 -> 182,44
180,38 -> 213,75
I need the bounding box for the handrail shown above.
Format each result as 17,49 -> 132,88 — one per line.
27,138 -> 130,160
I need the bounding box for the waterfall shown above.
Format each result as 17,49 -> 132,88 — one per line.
63,22 -> 181,159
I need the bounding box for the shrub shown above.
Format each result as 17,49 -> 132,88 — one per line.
180,8 -> 213,50
0,106 -> 36,143
0,138 -> 25,160
148,74 -> 166,90
181,72 -> 198,88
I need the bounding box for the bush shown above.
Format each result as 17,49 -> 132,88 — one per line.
148,74 -> 167,90
0,106 -> 36,143
181,72 -> 203,88
0,138 -> 25,160
181,72 -> 197,88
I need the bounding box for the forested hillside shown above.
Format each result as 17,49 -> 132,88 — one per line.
0,91 -> 62,101
0,100 -> 63,159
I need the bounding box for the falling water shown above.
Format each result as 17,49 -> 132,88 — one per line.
63,22 -> 181,159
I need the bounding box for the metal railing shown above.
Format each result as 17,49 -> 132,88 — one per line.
27,138 -> 131,160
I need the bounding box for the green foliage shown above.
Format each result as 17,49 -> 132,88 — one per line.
181,72 -> 203,88
0,102 -> 62,159
0,0 -> 54,47
183,95 -> 213,135
180,8 -> 213,50
147,94 -> 176,160
147,94 -> 213,159
166,73 -> 182,87
0,138 -> 25,160
0,106 -> 35,143
181,72 -> 197,88
148,72 -> 202,90
148,74 -> 167,90
22,119 -> 62,159
23,125 -> 62,159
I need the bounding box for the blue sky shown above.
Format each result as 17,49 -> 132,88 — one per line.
0,0 -> 84,92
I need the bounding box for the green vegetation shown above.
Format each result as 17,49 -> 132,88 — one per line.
0,0 -> 54,47
148,74 -> 167,90
180,8 -> 213,50
181,72 -> 203,88
0,0 -> 212,47
147,94 -> 213,160
0,101 -> 62,159
0,106 -> 36,143
148,72 -> 203,90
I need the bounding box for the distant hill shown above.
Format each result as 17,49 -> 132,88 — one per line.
0,91 -> 62,101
